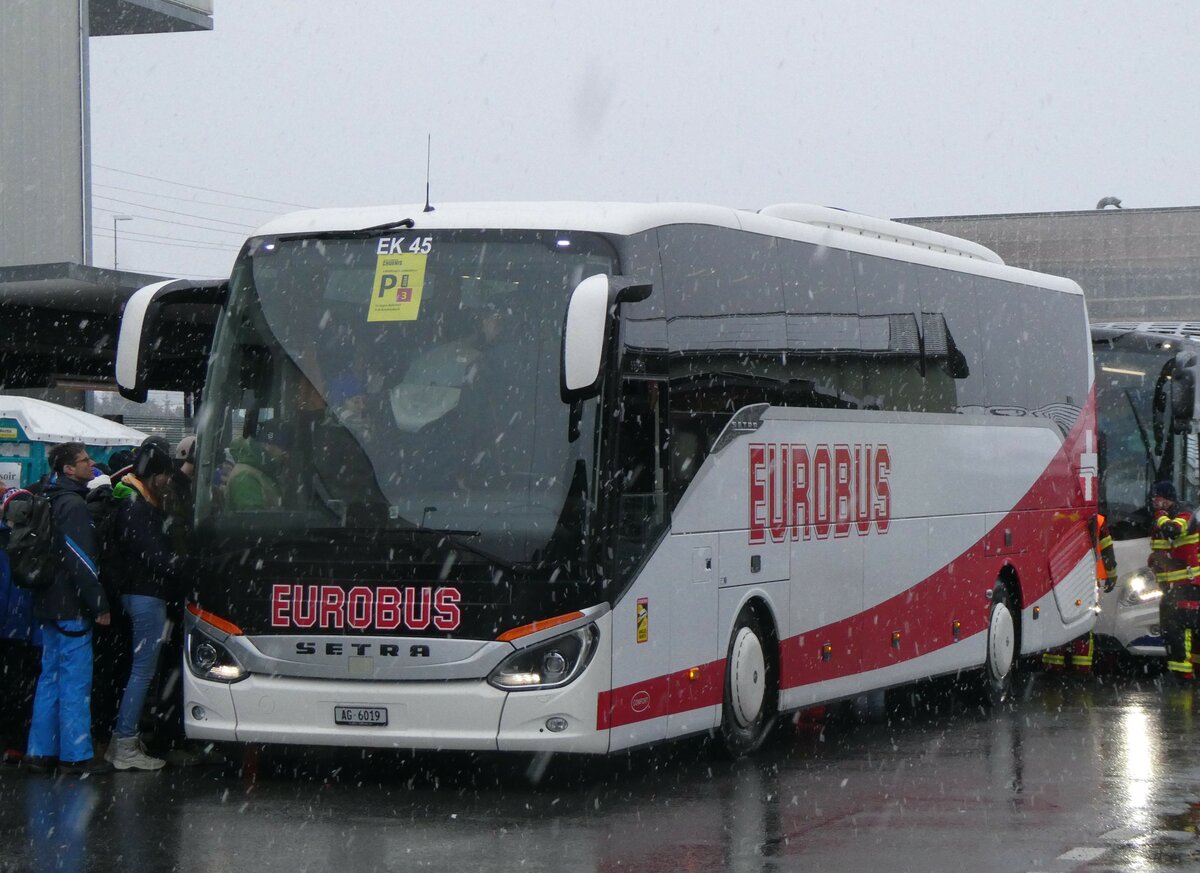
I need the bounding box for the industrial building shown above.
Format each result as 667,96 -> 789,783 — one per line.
0,0 -> 212,398
903,205 -> 1200,322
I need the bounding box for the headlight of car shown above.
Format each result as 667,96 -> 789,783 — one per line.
488,624 -> 599,691
1121,568 -> 1164,607
187,630 -> 247,683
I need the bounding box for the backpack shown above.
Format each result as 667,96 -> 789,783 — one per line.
87,482 -> 128,607
1,489 -> 58,590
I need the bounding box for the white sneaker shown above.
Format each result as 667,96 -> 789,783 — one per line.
109,735 -> 165,771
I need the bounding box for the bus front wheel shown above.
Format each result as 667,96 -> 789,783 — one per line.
720,606 -> 778,757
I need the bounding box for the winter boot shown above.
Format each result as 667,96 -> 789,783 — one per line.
59,757 -> 114,775
106,736 -> 165,771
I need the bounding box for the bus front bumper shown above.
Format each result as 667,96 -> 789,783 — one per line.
1094,567 -> 1166,658
183,663 -> 612,754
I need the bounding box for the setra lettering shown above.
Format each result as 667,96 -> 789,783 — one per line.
293,640 -> 435,658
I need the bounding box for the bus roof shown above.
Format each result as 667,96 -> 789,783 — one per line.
251,201 -> 1084,296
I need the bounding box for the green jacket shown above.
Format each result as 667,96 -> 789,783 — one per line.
226,437 -> 282,511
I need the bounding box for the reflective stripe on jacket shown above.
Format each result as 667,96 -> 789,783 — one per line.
1152,509 -> 1200,585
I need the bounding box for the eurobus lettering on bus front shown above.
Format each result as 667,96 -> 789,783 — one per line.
116,202 -> 1098,756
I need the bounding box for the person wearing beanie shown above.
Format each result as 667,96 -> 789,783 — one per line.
1149,480 -> 1200,681
1152,480 -> 1178,503
106,436 -> 179,770
106,449 -> 137,501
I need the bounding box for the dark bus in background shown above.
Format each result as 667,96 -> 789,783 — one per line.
1091,324 -> 1200,656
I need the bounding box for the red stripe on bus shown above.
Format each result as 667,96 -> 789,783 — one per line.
599,399 -> 1098,730
597,660 -> 725,730
782,401 -> 1096,688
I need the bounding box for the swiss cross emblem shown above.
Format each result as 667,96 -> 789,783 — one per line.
1078,431 -> 1098,500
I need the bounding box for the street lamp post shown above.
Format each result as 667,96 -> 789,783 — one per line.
113,214 -> 133,270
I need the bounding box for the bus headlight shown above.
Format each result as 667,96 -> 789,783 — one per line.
488,624 -> 599,691
187,631 -> 247,683
1121,569 -> 1163,607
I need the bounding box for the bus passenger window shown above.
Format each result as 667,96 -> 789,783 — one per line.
670,428 -> 703,493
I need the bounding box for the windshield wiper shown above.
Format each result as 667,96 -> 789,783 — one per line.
395,524 -> 522,574
298,488 -> 522,573
410,526 -> 481,538
290,519 -> 522,575
355,217 -> 415,233
1123,388 -> 1155,460
276,217 -> 416,244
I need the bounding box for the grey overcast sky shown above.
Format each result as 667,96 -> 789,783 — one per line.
88,0 -> 1200,279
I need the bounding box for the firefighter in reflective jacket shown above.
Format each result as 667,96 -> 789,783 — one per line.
1148,481 -> 1200,680
1043,514 -> 1117,672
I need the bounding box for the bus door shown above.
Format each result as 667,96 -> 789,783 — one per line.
610,377 -> 722,740
606,377 -> 672,744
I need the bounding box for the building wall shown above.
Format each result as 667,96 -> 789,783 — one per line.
903,207 -> 1200,322
0,0 -> 89,268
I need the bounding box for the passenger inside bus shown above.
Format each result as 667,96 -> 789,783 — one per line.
224,433 -> 285,511
390,298 -> 529,482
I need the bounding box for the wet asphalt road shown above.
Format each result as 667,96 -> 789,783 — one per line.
3,663 -> 1200,873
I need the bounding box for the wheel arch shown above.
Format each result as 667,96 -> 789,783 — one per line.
996,562 -> 1023,654
725,591 -> 781,665
718,590 -> 783,757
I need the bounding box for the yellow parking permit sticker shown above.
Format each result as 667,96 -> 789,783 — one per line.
368,253 -> 427,322
636,598 -> 649,643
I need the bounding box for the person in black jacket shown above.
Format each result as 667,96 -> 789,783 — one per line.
106,436 -> 178,771
0,485 -> 40,764
25,443 -> 113,775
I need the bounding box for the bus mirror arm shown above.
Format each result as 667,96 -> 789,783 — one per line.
611,281 -> 652,305
568,401 -> 582,443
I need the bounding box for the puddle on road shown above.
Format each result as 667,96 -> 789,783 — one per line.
1101,802 -> 1200,870
1158,802 -> 1200,835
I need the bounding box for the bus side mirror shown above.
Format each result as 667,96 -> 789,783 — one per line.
116,279 -> 227,402
560,274 -> 611,403
560,274 -> 652,403
1171,351 -> 1200,433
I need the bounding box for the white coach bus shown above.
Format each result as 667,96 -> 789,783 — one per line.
117,202 -> 1098,756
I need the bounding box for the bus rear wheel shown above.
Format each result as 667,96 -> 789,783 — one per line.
980,583 -> 1017,706
720,606 -> 778,757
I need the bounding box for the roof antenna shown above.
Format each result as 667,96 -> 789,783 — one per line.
423,134 -> 435,213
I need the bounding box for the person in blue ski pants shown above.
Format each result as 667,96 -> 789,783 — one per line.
25,443 -> 113,775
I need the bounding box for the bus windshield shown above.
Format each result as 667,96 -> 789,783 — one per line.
1095,338 -> 1198,537
195,229 -> 616,566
